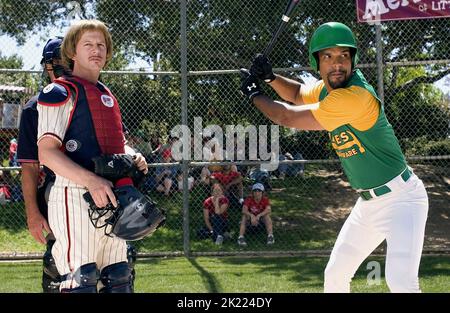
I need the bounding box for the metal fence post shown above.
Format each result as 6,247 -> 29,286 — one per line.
180,0 -> 191,257
375,24 -> 385,105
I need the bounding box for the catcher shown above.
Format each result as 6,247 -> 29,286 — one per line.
36,20 -> 163,293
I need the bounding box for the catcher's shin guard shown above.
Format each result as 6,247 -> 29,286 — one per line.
99,261 -> 132,293
60,263 -> 99,293
42,239 -> 61,293
127,243 -> 137,292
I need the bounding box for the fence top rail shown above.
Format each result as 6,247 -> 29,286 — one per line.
0,155 -> 448,172
1,59 -> 448,75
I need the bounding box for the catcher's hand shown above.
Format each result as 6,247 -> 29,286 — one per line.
92,154 -> 145,184
133,153 -> 148,174
83,185 -> 166,241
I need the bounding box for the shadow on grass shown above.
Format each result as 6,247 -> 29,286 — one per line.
187,257 -> 221,293
214,256 -> 327,289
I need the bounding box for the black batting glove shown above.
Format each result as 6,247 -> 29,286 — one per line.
250,53 -> 276,83
240,69 -> 264,102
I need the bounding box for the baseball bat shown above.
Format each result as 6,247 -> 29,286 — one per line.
263,0 -> 301,58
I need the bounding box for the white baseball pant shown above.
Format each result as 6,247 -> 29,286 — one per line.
324,171 -> 428,292
48,179 -> 127,290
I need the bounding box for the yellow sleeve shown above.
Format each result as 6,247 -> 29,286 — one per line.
310,85 -> 380,131
300,81 -> 324,104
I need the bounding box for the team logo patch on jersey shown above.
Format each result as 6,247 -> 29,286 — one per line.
43,83 -> 55,94
101,95 -> 114,108
66,139 -> 81,152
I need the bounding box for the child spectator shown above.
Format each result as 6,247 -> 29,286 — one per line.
237,183 -> 274,246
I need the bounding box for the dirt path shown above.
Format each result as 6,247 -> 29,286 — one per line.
306,165 -> 449,251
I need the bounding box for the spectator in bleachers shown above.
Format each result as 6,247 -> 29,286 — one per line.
176,169 -> 195,192
237,183 -> 274,246
277,151 -> 305,179
133,130 -> 153,160
200,134 -> 222,185
210,163 -> 244,206
0,170 -> 11,205
197,182 -> 229,245
247,161 -> 271,191
149,135 -> 163,162
9,138 -> 18,167
154,148 -> 178,196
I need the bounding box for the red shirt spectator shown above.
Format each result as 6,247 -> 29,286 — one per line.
211,170 -> 240,186
9,139 -> 18,165
243,196 -> 270,216
203,195 -> 229,219
0,184 -> 11,203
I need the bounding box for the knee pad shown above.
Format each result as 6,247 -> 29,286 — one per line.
60,263 -> 99,293
100,261 -> 132,293
42,240 -> 61,293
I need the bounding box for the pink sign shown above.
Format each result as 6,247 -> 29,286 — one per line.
356,0 -> 450,23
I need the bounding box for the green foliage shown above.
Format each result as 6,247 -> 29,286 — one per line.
139,119 -> 169,140
402,136 -> 450,157
0,53 -> 39,95
0,53 -> 22,68
384,66 -> 450,141
0,53 -> 25,87
0,0 -> 447,157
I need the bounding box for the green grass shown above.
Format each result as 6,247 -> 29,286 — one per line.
0,174 -> 341,254
0,202 -> 45,253
0,255 -> 448,293
1,165 -> 447,256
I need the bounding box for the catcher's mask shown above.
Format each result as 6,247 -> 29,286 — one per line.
84,185 -> 166,241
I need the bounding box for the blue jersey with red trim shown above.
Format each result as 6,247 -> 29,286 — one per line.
17,94 -> 55,218
17,95 -> 56,185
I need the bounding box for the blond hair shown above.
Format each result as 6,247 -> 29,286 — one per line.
61,19 -> 113,69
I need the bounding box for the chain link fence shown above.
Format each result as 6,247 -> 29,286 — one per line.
0,0 -> 448,259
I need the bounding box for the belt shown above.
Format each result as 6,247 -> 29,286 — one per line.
359,168 -> 412,201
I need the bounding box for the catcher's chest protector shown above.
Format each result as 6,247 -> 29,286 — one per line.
55,76 -> 125,171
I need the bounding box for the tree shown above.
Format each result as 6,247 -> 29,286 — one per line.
0,0 -> 92,44
1,0 -> 448,158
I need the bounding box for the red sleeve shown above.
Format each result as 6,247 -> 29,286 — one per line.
263,197 -> 270,207
219,196 -> 229,205
231,171 -> 240,179
203,197 -> 212,210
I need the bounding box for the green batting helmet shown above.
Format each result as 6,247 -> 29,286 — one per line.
308,22 -> 358,71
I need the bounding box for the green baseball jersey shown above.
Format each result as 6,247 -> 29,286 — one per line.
307,70 -> 407,189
